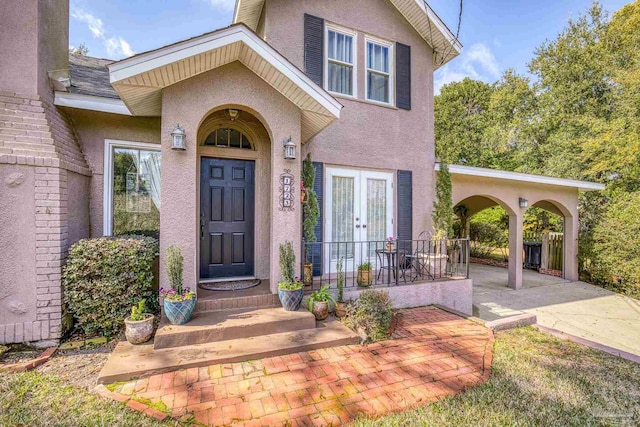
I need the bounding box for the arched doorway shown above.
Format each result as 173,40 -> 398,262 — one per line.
525,199 -> 574,281
197,107 -> 271,282
454,195 -> 516,289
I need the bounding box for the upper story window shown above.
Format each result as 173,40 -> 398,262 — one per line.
366,37 -> 394,104
325,25 -> 356,96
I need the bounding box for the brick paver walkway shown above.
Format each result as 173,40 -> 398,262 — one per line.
109,307 -> 494,426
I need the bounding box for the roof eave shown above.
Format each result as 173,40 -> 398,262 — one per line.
435,163 -> 606,192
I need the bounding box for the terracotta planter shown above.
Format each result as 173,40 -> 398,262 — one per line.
164,297 -> 197,325
335,302 -> 347,318
124,314 -> 154,344
303,263 -> 313,287
357,270 -> 373,287
385,243 -> 395,252
279,289 -> 304,311
311,301 -> 329,320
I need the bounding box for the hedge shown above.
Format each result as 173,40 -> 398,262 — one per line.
63,236 -> 159,337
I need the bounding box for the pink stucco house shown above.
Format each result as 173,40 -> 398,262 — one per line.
0,0 -> 603,346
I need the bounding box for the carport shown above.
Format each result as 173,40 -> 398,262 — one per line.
437,163 -> 605,290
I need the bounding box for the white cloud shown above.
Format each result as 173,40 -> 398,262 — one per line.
106,37 -> 135,57
209,0 -> 235,12
434,42 -> 501,94
71,9 -> 104,39
71,8 -> 135,58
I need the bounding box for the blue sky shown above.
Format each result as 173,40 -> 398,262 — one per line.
69,0 -> 632,93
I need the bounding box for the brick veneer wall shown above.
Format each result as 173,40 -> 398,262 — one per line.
0,90 -> 91,344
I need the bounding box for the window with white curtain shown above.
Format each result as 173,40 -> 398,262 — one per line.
103,140 -> 161,237
366,38 -> 393,104
326,25 -> 356,96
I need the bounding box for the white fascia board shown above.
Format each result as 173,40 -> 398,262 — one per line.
414,0 -> 462,52
435,163 -> 606,191
54,92 -> 132,116
109,25 -> 342,119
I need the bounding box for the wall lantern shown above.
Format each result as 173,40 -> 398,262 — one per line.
227,109 -> 240,121
519,197 -> 529,208
283,136 -> 296,160
171,125 -> 186,150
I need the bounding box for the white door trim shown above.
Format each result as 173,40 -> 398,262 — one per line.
324,166 -> 394,272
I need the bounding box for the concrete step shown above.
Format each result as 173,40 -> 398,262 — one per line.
154,307 -> 316,349
98,317 -> 360,383
195,293 -> 280,313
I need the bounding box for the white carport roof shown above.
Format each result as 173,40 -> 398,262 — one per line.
435,163 -> 606,191
108,24 -> 342,142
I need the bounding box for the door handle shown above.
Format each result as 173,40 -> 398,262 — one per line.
362,224 -> 367,228
355,224 -> 361,228
200,219 -> 205,239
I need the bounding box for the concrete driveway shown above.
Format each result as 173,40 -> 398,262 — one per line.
471,264 -> 640,357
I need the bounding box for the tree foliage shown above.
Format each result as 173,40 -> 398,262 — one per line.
433,163 -> 453,238
435,1 -> 640,296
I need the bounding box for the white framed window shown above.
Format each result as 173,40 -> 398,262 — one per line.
365,36 -> 394,105
103,139 -> 161,237
324,24 -> 357,97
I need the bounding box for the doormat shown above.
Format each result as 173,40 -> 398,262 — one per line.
198,279 -> 261,291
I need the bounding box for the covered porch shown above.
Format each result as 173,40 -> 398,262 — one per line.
443,163 -> 605,290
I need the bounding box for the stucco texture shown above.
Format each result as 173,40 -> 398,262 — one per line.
264,0 -> 436,238
66,109 -> 161,237
160,61 -> 302,292
0,165 -> 37,325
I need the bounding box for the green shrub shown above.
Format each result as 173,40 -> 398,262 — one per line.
279,241 -> 296,284
166,245 -> 184,294
63,236 -> 159,337
345,289 -> 393,343
592,193 -> 640,299
469,221 -> 508,260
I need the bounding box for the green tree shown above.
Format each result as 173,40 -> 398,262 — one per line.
435,78 -> 493,165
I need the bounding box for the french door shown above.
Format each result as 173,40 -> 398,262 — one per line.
324,167 -> 394,272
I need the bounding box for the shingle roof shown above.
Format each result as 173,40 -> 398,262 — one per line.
68,53 -> 120,99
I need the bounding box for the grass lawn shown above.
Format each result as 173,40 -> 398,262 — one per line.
1,327 -> 638,426
0,371 -> 171,427
353,327 -> 640,426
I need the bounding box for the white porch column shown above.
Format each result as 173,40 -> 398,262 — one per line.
563,215 -> 579,281
508,213 -> 523,290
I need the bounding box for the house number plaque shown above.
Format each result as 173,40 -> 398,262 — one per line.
279,170 -> 295,211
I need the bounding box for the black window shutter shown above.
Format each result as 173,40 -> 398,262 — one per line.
304,14 -> 324,87
312,162 -> 324,275
395,43 -> 411,110
397,170 -> 413,242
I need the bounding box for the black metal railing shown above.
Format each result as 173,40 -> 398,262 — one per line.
301,238 -> 470,291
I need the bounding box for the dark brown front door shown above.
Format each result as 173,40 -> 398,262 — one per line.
200,157 -> 255,279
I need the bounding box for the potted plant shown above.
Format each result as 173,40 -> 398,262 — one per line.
302,154 -> 319,287
124,299 -> 154,344
385,236 -> 395,252
307,285 -> 336,320
160,246 -> 196,325
277,241 -> 305,311
335,257 -> 347,318
357,262 -> 373,287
